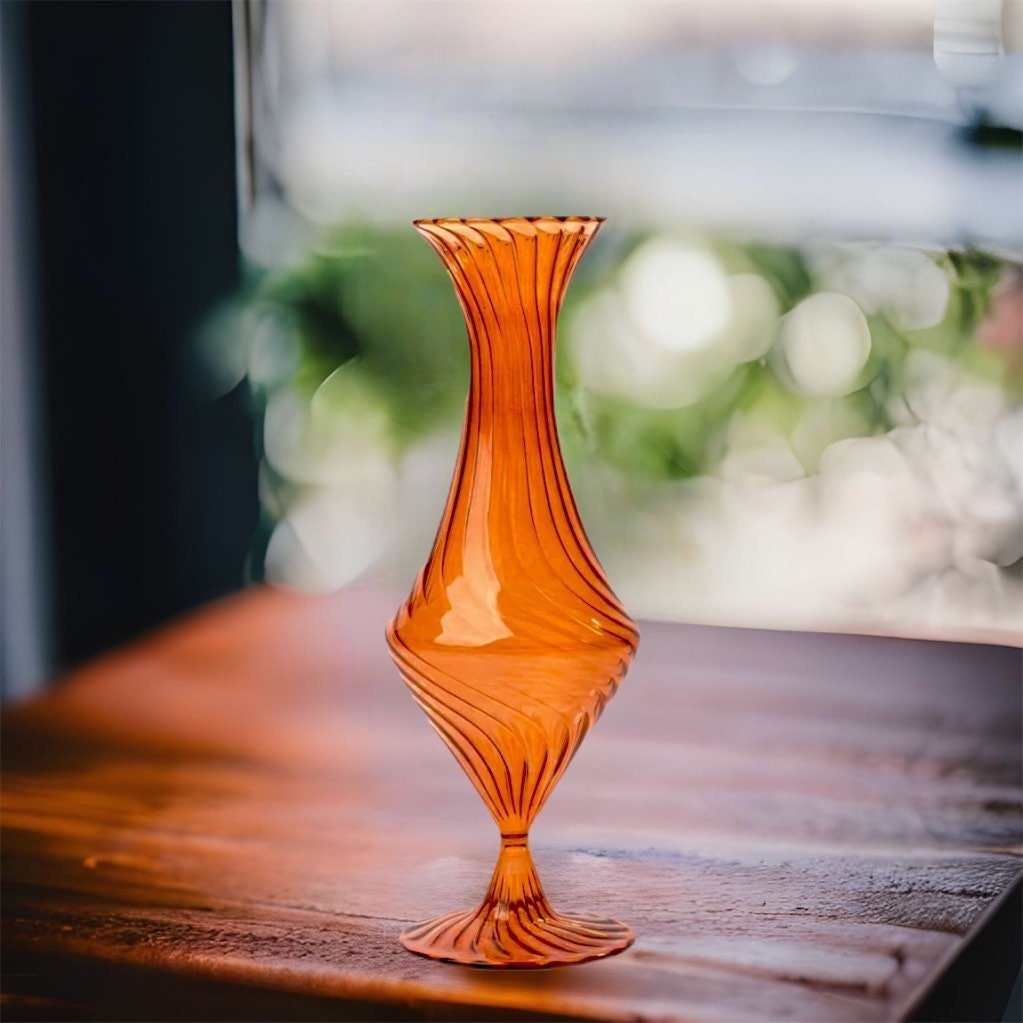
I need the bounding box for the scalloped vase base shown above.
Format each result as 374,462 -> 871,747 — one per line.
400,910 -> 634,969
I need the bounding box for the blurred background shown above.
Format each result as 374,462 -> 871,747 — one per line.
2,0 -> 1022,700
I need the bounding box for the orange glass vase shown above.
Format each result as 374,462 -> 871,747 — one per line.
386,217 -> 639,968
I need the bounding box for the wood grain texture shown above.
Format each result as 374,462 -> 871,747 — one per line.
2,586 -> 1020,1022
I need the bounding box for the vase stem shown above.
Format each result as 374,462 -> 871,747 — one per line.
485,833 -> 551,918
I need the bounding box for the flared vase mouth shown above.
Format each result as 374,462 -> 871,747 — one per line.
413,216 -> 605,228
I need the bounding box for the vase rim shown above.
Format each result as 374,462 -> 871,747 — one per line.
413,216 -> 605,227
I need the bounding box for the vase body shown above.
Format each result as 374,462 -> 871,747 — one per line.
386,216 -> 639,968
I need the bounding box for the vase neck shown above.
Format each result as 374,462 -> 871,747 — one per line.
416,218 -> 600,502
415,218 -> 600,416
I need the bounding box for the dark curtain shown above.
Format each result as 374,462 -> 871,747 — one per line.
11,0 -> 256,672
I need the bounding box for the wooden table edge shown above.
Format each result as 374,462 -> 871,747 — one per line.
896,874 -> 1022,1022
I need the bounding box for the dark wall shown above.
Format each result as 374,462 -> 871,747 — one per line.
17,1 -> 256,669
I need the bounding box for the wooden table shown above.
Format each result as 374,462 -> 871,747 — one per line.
3,586 -> 1020,1022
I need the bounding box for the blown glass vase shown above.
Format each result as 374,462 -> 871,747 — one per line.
386,216 -> 639,968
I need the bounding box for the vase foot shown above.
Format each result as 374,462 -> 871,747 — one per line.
400,907 -> 634,968
401,836 -> 632,967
